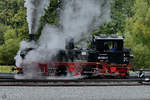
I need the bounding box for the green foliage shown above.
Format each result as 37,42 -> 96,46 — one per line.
0,39 -> 20,65
0,24 -> 7,45
132,44 -> 150,68
125,0 -> 150,68
0,65 -> 17,73
93,0 -> 135,35
11,8 -> 27,28
0,27 -> 21,64
0,0 -> 23,26
0,0 -> 27,65
41,0 -> 59,25
37,0 -> 60,40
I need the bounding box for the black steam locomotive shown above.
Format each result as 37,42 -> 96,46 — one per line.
17,34 -> 133,78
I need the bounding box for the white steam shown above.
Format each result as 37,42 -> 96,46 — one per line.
15,0 -> 111,78
37,0 -> 111,59
15,41 -> 37,67
25,0 -> 50,34
61,0 -> 110,42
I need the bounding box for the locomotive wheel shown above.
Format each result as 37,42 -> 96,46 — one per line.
17,71 -> 23,74
82,66 -> 95,77
125,72 -> 129,79
120,72 -> 129,79
56,66 -> 67,76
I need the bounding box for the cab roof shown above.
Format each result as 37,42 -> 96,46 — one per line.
94,34 -> 124,41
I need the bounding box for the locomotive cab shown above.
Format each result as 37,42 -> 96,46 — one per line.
89,34 -> 131,64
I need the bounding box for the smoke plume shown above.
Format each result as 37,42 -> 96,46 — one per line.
60,0 -> 111,42
36,0 -> 111,59
24,0 -> 50,34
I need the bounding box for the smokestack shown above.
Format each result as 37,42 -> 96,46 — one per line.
65,38 -> 74,50
29,34 -> 35,41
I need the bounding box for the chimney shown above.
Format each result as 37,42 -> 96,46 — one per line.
29,34 -> 35,41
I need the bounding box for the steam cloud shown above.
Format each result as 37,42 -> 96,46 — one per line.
37,0 -> 111,58
24,0 -> 50,34
15,0 -> 111,77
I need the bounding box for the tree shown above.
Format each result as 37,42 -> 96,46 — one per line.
93,0 -> 135,35
37,0 -> 60,40
125,0 -> 150,68
0,0 -> 28,65
0,39 -> 20,65
0,24 -> 7,45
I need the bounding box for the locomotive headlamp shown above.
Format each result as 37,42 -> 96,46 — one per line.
124,53 -> 126,56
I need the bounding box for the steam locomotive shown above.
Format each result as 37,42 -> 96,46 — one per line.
17,34 -> 133,79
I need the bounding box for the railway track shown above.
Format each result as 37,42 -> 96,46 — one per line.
0,78 -> 150,86
0,73 -> 150,86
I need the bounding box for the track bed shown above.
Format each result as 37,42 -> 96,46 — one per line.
0,78 -> 150,86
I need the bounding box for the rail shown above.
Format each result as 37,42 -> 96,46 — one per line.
0,78 -> 150,86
